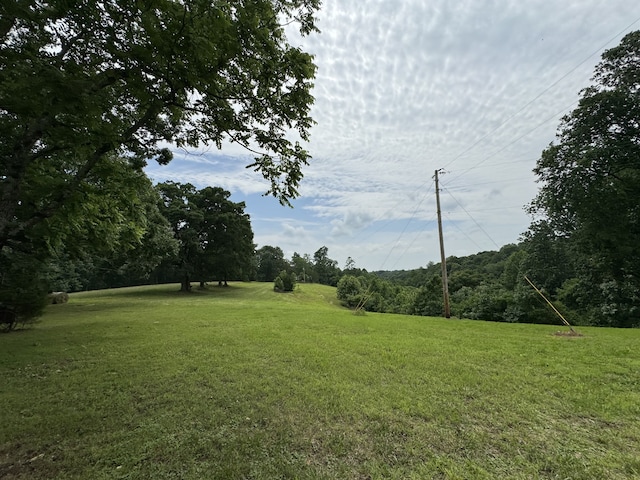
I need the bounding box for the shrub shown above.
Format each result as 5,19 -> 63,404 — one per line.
274,270 -> 296,292
336,275 -> 364,308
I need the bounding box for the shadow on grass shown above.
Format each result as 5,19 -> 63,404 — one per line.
71,282 -> 253,300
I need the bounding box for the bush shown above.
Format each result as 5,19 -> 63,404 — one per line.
274,270 -> 296,292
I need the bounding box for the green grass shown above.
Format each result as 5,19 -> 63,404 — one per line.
1,282 -> 639,479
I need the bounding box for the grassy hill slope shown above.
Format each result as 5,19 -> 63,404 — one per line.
1,283 -> 639,479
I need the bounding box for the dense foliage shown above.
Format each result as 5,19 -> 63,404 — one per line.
1,1 -> 318,250
336,245 -> 556,323
529,30 -> 640,327
1,158 -> 175,327
256,246 -> 290,282
274,270 -> 297,292
155,182 -> 255,290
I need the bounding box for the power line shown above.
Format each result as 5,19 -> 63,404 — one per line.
446,100 -> 578,185
388,213 -> 438,270
441,186 -> 501,249
451,205 -> 525,214
441,14 -> 640,173
448,156 -> 538,173
443,212 -> 485,252
376,181 -> 435,271
348,179 -> 435,245
444,175 -> 534,191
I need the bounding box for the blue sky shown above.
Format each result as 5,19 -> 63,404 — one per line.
146,0 -> 640,271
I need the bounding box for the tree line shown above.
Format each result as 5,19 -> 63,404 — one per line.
336,240 -> 633,327
42,180 -> 256,294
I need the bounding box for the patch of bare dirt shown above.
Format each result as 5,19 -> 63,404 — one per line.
553,329 -> 584,337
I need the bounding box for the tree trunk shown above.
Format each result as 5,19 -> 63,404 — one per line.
180,273 -> 191,292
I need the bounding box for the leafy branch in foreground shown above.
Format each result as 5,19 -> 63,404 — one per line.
1,0 -> 319,250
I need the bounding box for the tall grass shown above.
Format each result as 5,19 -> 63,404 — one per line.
1,283 -> 639,479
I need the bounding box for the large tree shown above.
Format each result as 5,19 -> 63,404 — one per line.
290,251 -> 316,282
529,31 -> 640,326
156,182 -> 254,291
194,186 -> 255,286
0,0 -> 319,254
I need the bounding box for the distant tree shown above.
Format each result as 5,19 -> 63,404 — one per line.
336,275 -> 365,308
448,269 -> 483,294
375,263 -> 442,287
193,187 -> 254,286
291,252 -> 316,283
156,182 -> 254,291
313,246 -> 340,286
529,31 -> 640,326
342,256 -> 369,278
344,257 -> 356,271
256,246 -> 289,282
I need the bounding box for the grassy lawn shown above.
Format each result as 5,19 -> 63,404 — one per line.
1,282 -> 639,479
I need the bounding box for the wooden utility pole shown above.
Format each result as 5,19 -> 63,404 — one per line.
434,169 -> 451,318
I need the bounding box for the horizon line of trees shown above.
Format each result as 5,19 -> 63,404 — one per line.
43,225 -> 640,329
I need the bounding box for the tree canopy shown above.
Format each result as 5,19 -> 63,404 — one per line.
529,30 -> 640,326
1,0 -> 318,252
255,245 -> 289,282
156,182 -> 254,291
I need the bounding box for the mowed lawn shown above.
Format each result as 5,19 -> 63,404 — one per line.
1,283 -> 639,479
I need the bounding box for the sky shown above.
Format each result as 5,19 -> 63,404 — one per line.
146,0 -> 640,272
